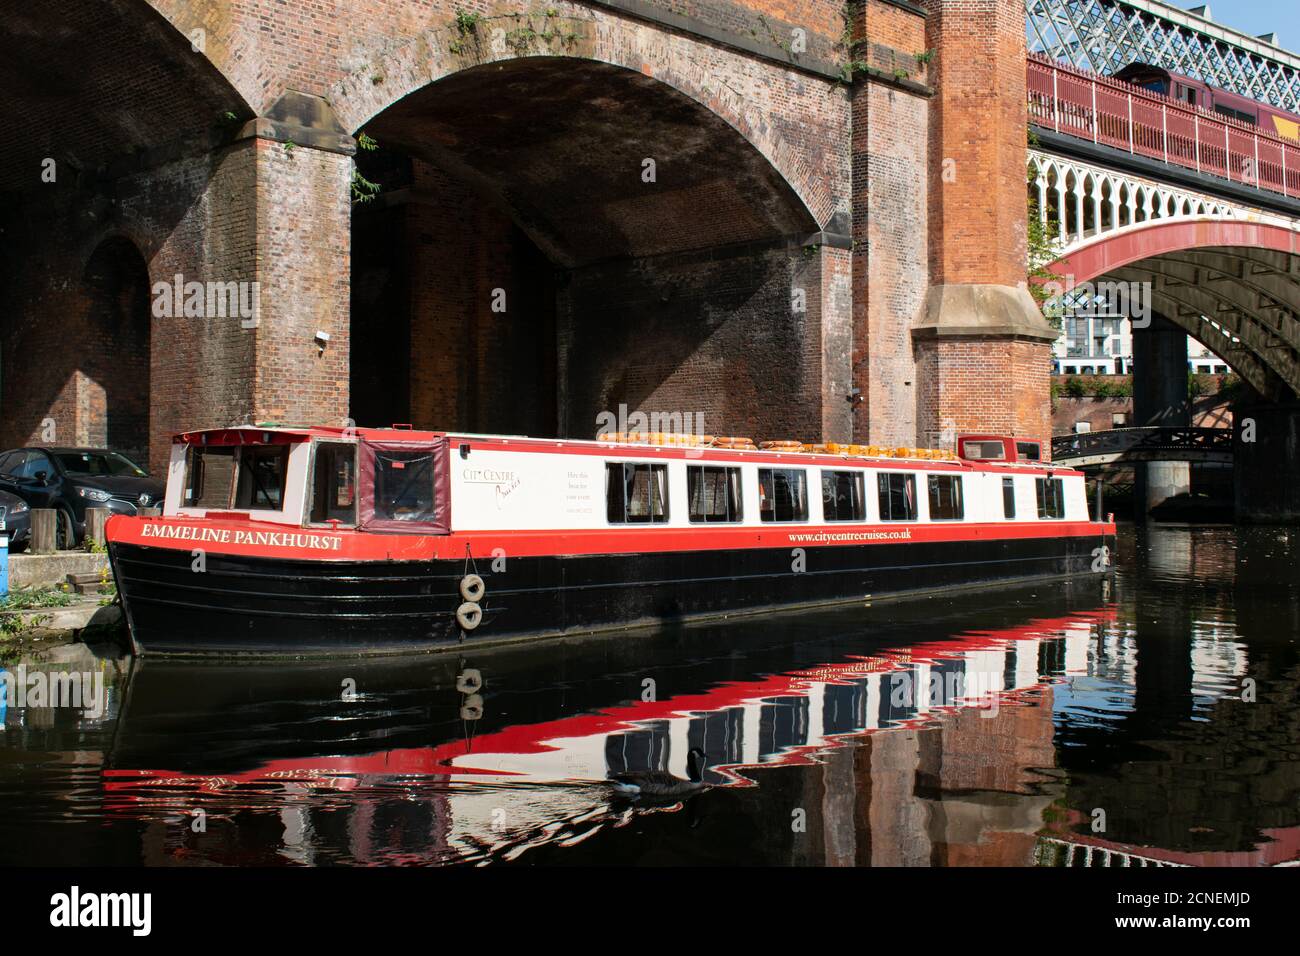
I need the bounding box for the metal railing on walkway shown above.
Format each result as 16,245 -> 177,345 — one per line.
1028,54 -> 1300,201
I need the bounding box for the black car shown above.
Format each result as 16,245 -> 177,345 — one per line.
0,447 -> 164,548
0,489 -> 31,552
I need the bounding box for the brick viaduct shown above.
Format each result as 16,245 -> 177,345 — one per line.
0,0 -> 1056,472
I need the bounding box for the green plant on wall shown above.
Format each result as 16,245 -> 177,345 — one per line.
449,9 -> 482,54
835,1 -> 871,85
350,131 -> 381,204
1027,129 -> 1064,325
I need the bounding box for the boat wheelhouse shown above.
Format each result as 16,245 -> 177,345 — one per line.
105,425 -> 1116,657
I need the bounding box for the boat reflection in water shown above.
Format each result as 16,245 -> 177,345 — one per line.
17,527 -> 1292,867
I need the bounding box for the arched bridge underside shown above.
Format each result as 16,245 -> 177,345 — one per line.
1055,220 -> 1300,401
1052,427 -> 1234,467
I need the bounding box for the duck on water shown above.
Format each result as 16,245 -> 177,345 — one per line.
608,749 -> 710,799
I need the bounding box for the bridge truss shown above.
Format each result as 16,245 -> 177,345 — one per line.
1026,0 -> 1300,112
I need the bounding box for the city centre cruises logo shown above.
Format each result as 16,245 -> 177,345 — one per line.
138,523 -> 344,551
462,467 -> 521,508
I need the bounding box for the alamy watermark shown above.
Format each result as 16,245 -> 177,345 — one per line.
1040,276 -> 1152,328
1,666 -> 105,719
594,403 -> 707,439
152,273 -> 260,328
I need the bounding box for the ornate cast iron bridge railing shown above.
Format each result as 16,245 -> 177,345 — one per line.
1035,836 -> 1187,867
1028,54 -> 1300,200
1052,426 -> 1234,465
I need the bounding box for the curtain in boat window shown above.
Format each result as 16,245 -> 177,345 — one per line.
758,468 -> 808,522
877,472 -> 917,521
606,462 -> 669,523
1035,477 -> 1065,519
687,465 -> 743,522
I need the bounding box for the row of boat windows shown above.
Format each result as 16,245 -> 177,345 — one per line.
605,463 -> 1068,524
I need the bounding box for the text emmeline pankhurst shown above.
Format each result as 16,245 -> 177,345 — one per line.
138,523 -> 342,551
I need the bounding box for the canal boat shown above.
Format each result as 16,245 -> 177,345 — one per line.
104,425 -> 1116,657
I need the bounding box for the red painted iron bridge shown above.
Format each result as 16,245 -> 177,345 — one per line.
1028,53 -> 1300,201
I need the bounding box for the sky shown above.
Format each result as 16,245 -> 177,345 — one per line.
1177,1 -> 1300,53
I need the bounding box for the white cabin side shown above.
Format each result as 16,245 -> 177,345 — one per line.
446,443 -> 1091,533
152,430 -> 1092,534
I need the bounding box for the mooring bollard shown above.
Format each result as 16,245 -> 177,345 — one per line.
84,507 -> 111,549
30,509 -> 57,555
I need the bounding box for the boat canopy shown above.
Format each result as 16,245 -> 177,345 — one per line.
356,436 -> 450,534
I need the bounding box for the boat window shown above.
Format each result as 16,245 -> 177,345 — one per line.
961,439 -> 1005,460
183,445 -> 236,508
687,465 -> 742,523
373,449 -> 437,523
606,462 -> 668,523
1036,477 -> 1066,519
1016,441 -> 1042,461
927,475 -> 964,520
821,470 -> 865,521
234,445 -> 290,510
310,442 -> 357,525
758,468 -> 808,522
877,472 -> 917,521
1002,477 -> 1016,519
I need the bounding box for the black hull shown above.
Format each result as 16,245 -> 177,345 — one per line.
110,533 -> 1115,657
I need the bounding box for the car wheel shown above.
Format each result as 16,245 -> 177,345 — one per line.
56,506 -> 78,550
8,539 -> 28,554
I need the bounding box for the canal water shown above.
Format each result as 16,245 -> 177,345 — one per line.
1,525 -> 1297,867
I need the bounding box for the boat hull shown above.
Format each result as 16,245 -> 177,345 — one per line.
110,530 -> 1115,657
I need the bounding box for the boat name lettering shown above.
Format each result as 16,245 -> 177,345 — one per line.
139,524 -> 343,550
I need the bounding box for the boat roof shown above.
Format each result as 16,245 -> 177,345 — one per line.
172,425 -> 1079,473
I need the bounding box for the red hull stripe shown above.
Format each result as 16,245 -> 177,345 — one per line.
107,515 -> 1116,562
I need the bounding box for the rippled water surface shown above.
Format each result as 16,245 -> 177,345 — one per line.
2,524 -> 1298,866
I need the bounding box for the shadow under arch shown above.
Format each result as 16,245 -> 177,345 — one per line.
78,236 -> 153,460
350,55 -> 828,440
0,0 -> 255,464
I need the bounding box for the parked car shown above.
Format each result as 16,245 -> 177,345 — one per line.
0,489 -> 31,552
0,448 -> 164,549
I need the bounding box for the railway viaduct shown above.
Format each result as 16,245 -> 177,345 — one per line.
10,0 -> 1300,522
0,0 -> 1052,474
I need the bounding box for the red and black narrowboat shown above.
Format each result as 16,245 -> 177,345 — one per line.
104,426 -> 1116,657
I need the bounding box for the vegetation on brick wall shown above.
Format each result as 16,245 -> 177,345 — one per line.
1051,375 -> 1133,400
350,131 -> 381,204
448,8 -> 581,56
835,1 -> 870,83
1051,372 -> 1243,401
1191,371 -> 1242,400
1026,129 -> 1063,323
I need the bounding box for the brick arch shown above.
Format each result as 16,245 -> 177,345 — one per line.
0,0 -> 255,195
325,11 -> 831,229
